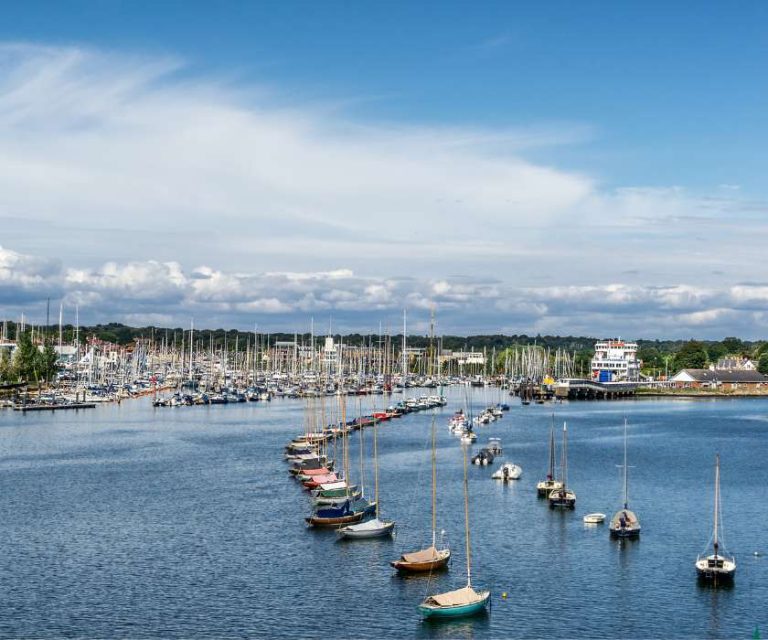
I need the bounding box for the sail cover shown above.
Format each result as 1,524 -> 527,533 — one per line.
427,586 -> 482,607
402,546 -> 441,563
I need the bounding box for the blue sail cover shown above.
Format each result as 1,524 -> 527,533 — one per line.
313,501 -> 352,518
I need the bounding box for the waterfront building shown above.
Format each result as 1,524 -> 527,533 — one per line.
671,368 -> 768,391
590,340 -> 640,382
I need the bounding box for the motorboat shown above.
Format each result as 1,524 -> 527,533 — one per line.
491,463 -> 522,481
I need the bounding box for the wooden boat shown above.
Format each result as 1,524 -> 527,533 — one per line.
338,414 -> 395,539
537,415 -> 563,497
695,454 -> 736,583
609,418 -> 641,538
293,466 -> 332,479
305,498 -> 376,528
549,422 -> 576,509
418,442 -> 490,618
391,417 -> 450,573
301,473 -> 338,489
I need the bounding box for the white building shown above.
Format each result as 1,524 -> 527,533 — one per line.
591,339 -> 640,382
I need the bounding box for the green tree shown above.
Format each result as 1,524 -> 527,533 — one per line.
672,340 -> 708,371
637,346 -> 663,372
12,331 -> 40,383
39,340 -> 59,382
758,353 -> 768,375
0,349 -> 13,382
721,336 -> 744,354
705,342 -> 727,363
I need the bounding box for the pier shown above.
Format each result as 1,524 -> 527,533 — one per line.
13,402 -> 97,412
554,378 -> 638,400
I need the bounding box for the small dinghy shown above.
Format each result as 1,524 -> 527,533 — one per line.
337,516 -> 395,539
491,463 -> 522,481
584,513 -> 606,524
460,431 -> 477,444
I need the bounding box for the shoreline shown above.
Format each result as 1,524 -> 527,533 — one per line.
636,389 -> 768,398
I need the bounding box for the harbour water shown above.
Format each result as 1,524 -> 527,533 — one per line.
1,390 -> 766,638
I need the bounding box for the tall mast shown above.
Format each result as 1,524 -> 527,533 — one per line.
463,442 -> 472,588
373,414 -> 380,518
623,418 -> 629,509
713,453 -> 720,557
548,414 -> 556,480
189,319 -> 194,382
402,309 -> 407,381
359,405 -> 365,499
562,422 -> 568,491
431,416 -> 437,547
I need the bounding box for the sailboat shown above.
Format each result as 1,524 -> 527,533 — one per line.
391,417 -> 450,572
609,418 -> 641,538
418,442 -> 490,618
695,454 -> 736,583
337,413 -> 395,539
548,422 -> 576,509
306,394 -> 375,528
537,414 -> 563,497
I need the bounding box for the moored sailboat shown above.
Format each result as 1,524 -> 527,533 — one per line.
609,418 -> 640,538
537,415 -> 563,497
548,422 -> 576,509
391,417 -> 450,572
417,441 -> 490,618
695,454 -> 735,583
338,413 -> 395,539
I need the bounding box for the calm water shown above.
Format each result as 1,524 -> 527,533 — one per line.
1,390 -> 766,639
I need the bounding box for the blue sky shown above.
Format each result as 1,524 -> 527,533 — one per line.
1,2 -> 767,337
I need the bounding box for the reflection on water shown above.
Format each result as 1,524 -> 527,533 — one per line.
416,610 -> 491,639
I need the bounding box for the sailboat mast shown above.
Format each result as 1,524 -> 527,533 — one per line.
341,394 -> 350,497
623,418 -> 629,509
431,416 -> 437,547
548,414 -> 556,480
562,422 -> 568,491
359,408 -> 365,499
463,444 -> 472,588
373,415 -> 379,518
713,453 -> 720,556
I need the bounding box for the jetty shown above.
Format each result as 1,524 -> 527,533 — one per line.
554,378 -> 638,400
13,402 -> 97,411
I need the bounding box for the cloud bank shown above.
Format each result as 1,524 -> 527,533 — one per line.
3,245 -> 768,338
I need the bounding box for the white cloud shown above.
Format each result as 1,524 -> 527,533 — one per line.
0,43 -> 767,337
1,245 -> 767,338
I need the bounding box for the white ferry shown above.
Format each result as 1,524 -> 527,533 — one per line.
591,340 -> 640,383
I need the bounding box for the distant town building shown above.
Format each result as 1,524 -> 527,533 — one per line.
711,357 -> 756,371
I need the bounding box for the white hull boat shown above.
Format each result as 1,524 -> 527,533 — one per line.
337,517 -> 395,539
492,463 -> 522,481
584,513 -> 606,524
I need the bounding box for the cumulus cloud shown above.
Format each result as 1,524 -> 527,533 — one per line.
0,43 -> 766,337
1,245 -> 768,338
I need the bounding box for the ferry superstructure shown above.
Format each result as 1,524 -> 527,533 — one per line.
591,340 -> 640,382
